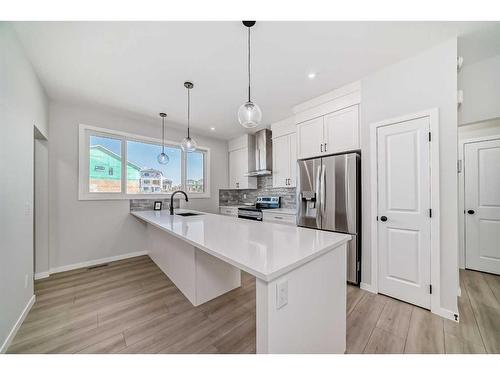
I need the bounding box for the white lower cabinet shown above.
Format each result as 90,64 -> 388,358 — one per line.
262,211 -> 296,225
219,207 -> 239,217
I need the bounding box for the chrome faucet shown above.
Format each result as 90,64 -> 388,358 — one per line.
170,190 -> 188,215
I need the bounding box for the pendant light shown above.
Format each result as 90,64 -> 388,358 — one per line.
157,112 -> 169,164
181,81 -> 197,153
237,20 -> 262,128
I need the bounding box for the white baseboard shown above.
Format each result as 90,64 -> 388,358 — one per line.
360,282 -> 377,294
34,271 -> 50,280
48,251 -> 148,276
432,306 -> 459,322
0,294 -> 36,353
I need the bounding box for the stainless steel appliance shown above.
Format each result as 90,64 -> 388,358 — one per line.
245,129 -> 273,176
297,152 -> 361,285
238,196 -> 280,221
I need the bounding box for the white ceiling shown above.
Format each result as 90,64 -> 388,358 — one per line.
13,21 -> 498,139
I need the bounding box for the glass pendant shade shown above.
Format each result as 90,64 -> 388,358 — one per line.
157,152 -> 169,164
238,101 -> 262,128
181,136 -> 197,153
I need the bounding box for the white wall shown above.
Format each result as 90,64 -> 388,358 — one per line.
459,54 -> 500,125
48,101 -> 228,270
0,23 -> 48,351
360,39 -> 459,316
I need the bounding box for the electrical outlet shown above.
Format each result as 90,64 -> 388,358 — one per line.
276,280 -> 288,309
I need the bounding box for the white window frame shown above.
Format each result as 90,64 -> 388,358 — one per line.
78,124 -> 211,200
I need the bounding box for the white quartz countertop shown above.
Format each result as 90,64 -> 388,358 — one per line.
263,208 -> 297,215
131,209 -> 351,282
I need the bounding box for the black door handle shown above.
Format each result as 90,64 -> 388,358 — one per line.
380,216 -> 388,222
467,210 -> 475,215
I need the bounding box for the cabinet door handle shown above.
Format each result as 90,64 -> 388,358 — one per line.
274,216 -> 283,220
324,143 -> 327,152
320,144 -> 323,153
236,182 -> 239,188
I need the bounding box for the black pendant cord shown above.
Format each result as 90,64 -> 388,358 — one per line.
161,116 -> 165,154
247,26 -> 251,103
187,87 -> 191,139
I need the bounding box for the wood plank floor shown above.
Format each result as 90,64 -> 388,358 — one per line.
7,256 -> 500,354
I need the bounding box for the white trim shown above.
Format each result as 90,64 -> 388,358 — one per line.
458,134 -> 500,269
78,124 -> 211,200
48,250 -> 148,275
0,295 -> 36,353
360,282 -> 377,294
34,271 -> 50,280
433,307 -> 459,322
369,108 -> 446,318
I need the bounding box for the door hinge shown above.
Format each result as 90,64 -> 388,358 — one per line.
428,132 -> 432,142
429,208 -> 432,218
457,160 -> 462,173
429,284 -> 433,294
357,261 -> 360,272
376,216 -> 379,221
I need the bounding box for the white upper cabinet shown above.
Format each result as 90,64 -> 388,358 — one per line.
289,132 -> 297,187
228,135 -> 257,190
272,134 -> 290,188
297,117 -> 324,159
324,105 -> 359,154
271,117 -> 297,188
294,81 -> 361,160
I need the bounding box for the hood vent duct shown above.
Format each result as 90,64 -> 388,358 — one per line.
245,129 -> 272,177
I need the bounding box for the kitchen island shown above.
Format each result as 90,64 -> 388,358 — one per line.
131,209 -> 351,354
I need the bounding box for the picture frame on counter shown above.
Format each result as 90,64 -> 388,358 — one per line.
153,201 -> 162,211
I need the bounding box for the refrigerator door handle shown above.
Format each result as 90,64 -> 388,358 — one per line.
320,164 -> 326,221
315,165 -> 322,225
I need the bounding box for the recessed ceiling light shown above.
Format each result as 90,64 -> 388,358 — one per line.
210,127 -> 216,131
308,72 -> 317,79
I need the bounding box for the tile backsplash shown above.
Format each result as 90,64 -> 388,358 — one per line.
219,176 -> 296,209
130,198 -> 180,211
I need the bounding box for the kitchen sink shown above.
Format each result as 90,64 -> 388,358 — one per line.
176,212 -> 202,217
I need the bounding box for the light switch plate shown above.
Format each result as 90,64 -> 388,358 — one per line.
276,280 -> 288,309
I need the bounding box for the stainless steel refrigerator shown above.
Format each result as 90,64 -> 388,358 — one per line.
297,152 -> 361,285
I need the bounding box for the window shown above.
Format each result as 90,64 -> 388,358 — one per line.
79,124 -> 210,200
89,135 -> 122,193
186,151 -> 205,193
126,140 -> 181,194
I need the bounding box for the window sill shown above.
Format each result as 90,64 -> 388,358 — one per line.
78,193 -> 211,201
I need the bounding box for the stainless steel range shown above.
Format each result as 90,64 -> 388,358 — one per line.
238,197 -> 280,221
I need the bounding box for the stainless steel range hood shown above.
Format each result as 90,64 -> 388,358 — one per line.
245,129 -> 272,176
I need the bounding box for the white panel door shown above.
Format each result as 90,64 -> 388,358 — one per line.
324,105 -> 359,154
377,117 -> 431,309
297,117 -> 323,159
465,139 -> 500,275
272,135 -> 290,188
